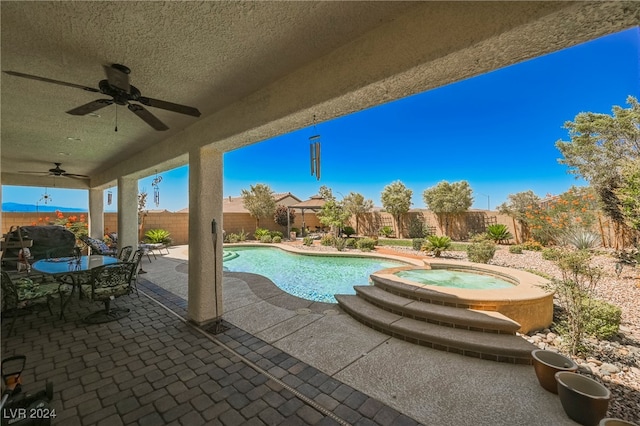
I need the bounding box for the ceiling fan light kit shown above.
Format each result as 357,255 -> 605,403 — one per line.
3,64 -> 201,131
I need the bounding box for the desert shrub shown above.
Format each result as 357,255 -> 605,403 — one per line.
238,229 -> 248,242
320,234 -> 335,246
145,229 -> 172,245
227,233 -> 240,243
345,238 -> 357,248
357,238 -> 377,251
335,238 -> 347,251
560,228 -> 600,250
521,239 -> 543,251
271,230 -> 283,239
466,234 -> 496,263
290,227 -> 300,235
541,247 -> 562,261
260,235 -> 272,243
412,238 -> 424,251
343,226 -> 356,237
509,245 -> 523,254
379,226 -> 394,238
486,224 -> 513,243
303,236 -> 314,246
272,236 -> 282,243
583,298 -> 621,339
254,228 -> 270,240
421,235 -> 451,257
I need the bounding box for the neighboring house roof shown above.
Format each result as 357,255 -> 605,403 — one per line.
177,192 -> 303,213
289,195 -> 326,210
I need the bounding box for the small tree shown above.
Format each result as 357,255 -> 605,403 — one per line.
423,180 -> 473,237
138,191 -> 148,241
342,192 -> 373,235
241,184 -> 276,230
274,204 -> 295,234
317,187 -> 349,237
380,181 -> 412,238
617,158 -> 640,232
497,190 -> 541,243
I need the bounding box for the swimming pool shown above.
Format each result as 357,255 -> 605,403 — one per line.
394,269 -> 514,290
223,246 -> 405,303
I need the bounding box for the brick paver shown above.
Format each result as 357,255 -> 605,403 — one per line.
1,276 -> 419,425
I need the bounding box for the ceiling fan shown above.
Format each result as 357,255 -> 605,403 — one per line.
19,163 -> 90,180
3,64 -> 201,131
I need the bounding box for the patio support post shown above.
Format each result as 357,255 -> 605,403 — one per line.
188,145 -> 223,325
88,188 -> 104,240
117,176 -> 139,253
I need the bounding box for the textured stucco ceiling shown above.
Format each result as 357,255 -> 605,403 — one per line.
1,1 -> 638,190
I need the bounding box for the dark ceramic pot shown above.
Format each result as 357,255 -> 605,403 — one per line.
599,418 -> 638,426
555,372 -> 611,426
531,349 -> 578,393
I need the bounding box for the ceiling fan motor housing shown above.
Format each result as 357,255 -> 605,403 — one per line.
98,80 -> 141,105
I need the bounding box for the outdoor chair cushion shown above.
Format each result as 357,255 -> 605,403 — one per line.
81,236 -> 117,256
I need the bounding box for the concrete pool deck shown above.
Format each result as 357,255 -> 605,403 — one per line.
145,244 -> 577,425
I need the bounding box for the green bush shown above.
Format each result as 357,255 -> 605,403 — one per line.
145,229 -> 172,244
466,235 -> 496,263
290,227 -> 300,235
486,224 -> 513,243
271,230 -> 283,239
421,235 -> 451,257
356,238 -> 377,251
320,234 -> 335,246
345,238 -> 357,248
343,226 -> 355,237
379,226 -> 394,238
542,247 -> 562,261
509,245 -> 523,254
412,238 -> 424,251
583,298 -> 622,339
254,228 -> 270,240
272,236 -> 282,243
260,235 -> 273,243
303,236 -> 314,246
238,229 -> 248,242
335,238 -> 347,251
227,233 -> 240,243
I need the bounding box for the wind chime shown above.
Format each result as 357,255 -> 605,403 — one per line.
309,115 -> 321,181
152,171 -> 163,207
107,190 -> 113,206
39,188 -> 53,205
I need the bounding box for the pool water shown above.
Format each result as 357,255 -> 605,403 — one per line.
394,269 -> 514,290
223,247 -> 404,303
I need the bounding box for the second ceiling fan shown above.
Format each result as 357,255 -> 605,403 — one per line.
4,64 -> 201,131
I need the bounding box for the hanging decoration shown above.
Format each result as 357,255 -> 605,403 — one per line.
152,171 -> 163,207
107,190 -> 113,206
309,115 -> 321,181
39,188 -> 52,205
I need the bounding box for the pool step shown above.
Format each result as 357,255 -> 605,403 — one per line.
335,294 -> 534,364
353,285 -> 520,334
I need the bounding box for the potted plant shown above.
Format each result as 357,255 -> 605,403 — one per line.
555,371 -> 611,426
531,349 -> 578,393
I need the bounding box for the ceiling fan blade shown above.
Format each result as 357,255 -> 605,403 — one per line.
62,173 -> 90,179
138,96 -> 201,117
3,71 -> 100,92
103,65 -> 130,93
128,104 -> 169,131
18,171 -> 49,175
66,99 -> 114,115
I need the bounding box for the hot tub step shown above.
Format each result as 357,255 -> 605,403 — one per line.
354,285 -> 520,334
335,294 -> 534,364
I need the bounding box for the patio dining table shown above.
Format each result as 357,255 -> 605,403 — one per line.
32,255 -> 120,318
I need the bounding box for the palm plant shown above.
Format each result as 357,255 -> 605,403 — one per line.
486,224 -> 513,243
421,235 -> 451,257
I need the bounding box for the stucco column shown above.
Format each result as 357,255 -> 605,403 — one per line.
117,176 -> 139,253
188,145 -> 223,325
88,188 -> 104,239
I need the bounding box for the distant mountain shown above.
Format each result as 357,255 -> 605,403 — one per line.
2,202 -> 87,213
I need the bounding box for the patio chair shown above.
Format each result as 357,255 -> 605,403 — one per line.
80,236 -> 117,256
1,271 -> 65,336
80,262 -> 136,324
129,249 -> 146,295
117,245 -> 134,262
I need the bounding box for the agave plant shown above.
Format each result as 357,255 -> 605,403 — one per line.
560,228 -> 601,250
421,235 -> 451,257
486,224 -> 513,243
144,228 -> 172,244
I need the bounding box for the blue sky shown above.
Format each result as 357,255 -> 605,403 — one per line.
3,27 -> 639,212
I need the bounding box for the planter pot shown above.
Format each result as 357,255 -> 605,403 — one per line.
599,419 -> 638,426
555,372 -> 611,426
531,349 -> 578,393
